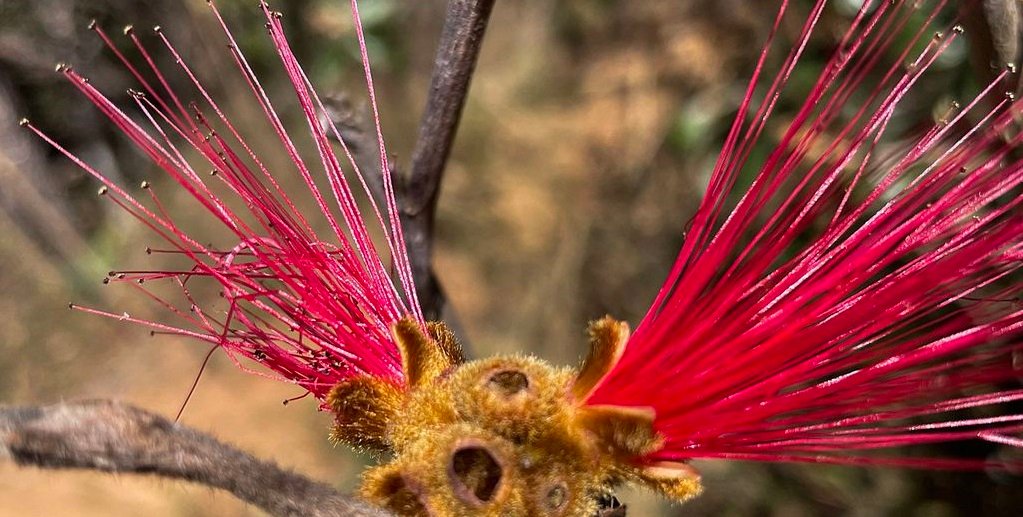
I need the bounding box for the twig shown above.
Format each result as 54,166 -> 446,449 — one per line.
962,0 -> 1021,91
326,0 -> 495,325
981,0 -> 1020,70
0,400 -> 392,517
399,0 -> 497,321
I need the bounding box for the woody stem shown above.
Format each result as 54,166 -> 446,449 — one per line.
400,0 -> 497,321
0,401 -> 392,517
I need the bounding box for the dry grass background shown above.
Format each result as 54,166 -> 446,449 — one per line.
1,0 -> 1020,515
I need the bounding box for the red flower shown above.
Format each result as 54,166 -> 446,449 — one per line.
23,1 -> 419,400
589,0 -> 1023,470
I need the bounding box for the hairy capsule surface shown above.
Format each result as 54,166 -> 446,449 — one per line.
328,317 -> 702,516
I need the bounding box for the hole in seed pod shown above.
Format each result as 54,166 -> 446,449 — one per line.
545,483 -> 567,510
486,369 -> 529,396
450,446 -> 503,504
374,470 -> 428,515
596,492 -> 623,510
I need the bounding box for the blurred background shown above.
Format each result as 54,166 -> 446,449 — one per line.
0,0 -> 1020,515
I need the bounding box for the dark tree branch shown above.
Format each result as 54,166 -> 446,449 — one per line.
0,400 -> 391,517
962,0 -> 1022,92
400,0 -> 497,321
981,0 -> 1020,69
327,0 -> 495,326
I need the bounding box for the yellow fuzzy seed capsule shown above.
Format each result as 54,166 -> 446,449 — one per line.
327,376 -> 403,452
332,317 -> 702,514
360,463 -> 431,516
393,317 -> 456,388
575,404 -> 662,459
426,321 -> 465,365
636,462 -> 705,502
572,316 -> 630,401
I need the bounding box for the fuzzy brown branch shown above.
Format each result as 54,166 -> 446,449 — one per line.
399,0 -> 497,321
0,400 -> 391,517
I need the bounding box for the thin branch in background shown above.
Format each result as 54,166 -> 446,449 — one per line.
981,0 -> 1020,69
963,0 -> 1022,91
399,0 -> 497,322
324,0 -> 496,326
0,401 -> 392,517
